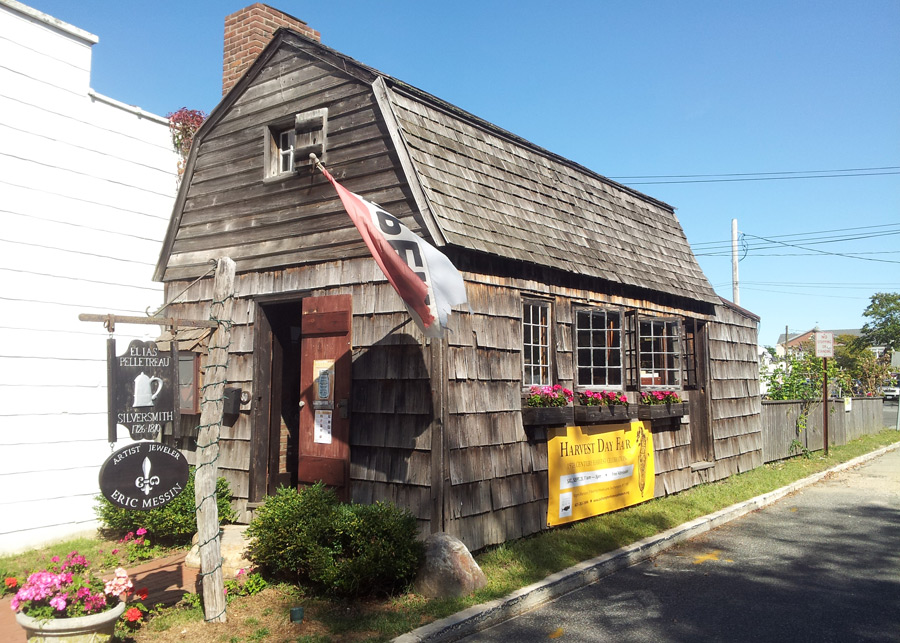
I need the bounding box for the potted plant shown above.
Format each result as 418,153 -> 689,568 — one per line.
575,390 -> 636,423
637,390 -> 687,420
522,384 -> 574,426
8,551 -> 141,642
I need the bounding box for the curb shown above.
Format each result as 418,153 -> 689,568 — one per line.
394,441 -> 900,643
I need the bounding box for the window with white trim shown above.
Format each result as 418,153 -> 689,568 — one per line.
264,108 -> 327,179
522,301 -> 551,386
638,318 -> 681,388
575,308 -> 622,388
277,129 -> 295,174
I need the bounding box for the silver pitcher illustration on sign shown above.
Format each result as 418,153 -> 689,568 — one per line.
133,372 -> 163,407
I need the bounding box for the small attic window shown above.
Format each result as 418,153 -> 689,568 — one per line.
264,108 -> 328,180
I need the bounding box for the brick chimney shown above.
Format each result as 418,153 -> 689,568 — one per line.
223,3 -> 320,95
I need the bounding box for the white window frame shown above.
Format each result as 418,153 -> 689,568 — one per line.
637,317 -> 682,388
522,300 -> 552,387
575,307 -> 623,390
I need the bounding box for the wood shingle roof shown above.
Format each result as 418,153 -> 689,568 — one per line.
156,29 -> 720,306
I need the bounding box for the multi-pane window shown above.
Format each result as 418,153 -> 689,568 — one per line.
638,318 -> 681,387
523,301 -> 551,386
576,309 -> 622,388
278,129 -> 295,174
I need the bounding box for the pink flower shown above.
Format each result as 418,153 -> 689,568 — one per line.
104,568 -> 132,597
136,528 -> 147,536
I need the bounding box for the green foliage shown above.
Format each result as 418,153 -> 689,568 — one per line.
834,333 -> 890,395
224,570 -> 267,602
761,342 -> 849,436
246,483 -> 424,597
94,467 -> 235,545
860,291 -> 900,351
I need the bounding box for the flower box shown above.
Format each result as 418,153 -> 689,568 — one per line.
521,406 -> 574,427
637,402 -> 688,420
574,404 -> 636,424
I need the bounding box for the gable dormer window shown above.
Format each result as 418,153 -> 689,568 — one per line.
265,108 -> 327,180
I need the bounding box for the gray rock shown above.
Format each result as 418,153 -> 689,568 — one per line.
414,532 -> 487,598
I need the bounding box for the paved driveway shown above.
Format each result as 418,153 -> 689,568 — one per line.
460,447 -> 900,642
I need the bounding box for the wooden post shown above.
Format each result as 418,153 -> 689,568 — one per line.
195,258 -> 235,623
823,357 -> 829,456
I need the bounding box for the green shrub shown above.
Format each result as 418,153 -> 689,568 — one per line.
95,467 -> 235,545
246,483 -> 423,596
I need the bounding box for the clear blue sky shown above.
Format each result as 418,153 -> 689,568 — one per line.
27,0 -> 900,347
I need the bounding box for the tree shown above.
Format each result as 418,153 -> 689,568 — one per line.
833,334 -> 889,394
860,292 -> 900,352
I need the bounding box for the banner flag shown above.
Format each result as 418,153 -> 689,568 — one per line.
322,168 -> 468,337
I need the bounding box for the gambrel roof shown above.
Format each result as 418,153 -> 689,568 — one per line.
156,29 -> 719,306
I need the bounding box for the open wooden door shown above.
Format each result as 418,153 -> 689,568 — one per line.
297,295 -> 352,498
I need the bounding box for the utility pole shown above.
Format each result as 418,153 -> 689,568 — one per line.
731,219 -> 740,305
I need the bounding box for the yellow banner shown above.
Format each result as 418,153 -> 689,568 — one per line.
547,422 -> 654,526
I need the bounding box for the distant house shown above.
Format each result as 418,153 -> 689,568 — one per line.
153,4 -> 762,550
776,328 -> 888,359
0,0 -> 177,553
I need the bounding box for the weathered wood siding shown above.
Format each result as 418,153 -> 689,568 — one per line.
761,398 -> 885,462
442,276 -> 713,551
161,39 -> 426,281
164,258 -> 436,528
705,302 -> 763,482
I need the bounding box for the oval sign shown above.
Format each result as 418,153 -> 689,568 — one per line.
99,442 -> 189,511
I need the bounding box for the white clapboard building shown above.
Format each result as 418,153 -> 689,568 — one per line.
0,0 -> 178,553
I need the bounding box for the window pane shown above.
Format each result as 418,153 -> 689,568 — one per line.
575,309 -> 622,388
638,318 -> 682,387
523,302 -> 551,386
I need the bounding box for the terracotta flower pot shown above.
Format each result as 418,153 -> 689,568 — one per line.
15,600 -> 125,643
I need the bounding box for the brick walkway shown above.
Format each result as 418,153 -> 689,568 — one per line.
1,552 -> 199,642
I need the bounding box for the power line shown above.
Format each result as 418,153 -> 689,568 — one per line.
691,223 -> 900,249
739,233 -> 900,265
611,166 -> 900,185
611,165 -> 900,179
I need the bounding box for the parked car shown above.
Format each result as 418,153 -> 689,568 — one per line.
882,385 -> 900,401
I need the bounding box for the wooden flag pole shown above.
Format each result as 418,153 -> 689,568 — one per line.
195,257 -> 235,623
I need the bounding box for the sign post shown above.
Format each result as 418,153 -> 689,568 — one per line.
815,332 -> 834,455
195,257 -> 235,624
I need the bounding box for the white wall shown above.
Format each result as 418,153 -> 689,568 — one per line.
0,0 -> 178,553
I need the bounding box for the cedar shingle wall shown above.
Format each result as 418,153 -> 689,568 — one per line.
707,303 -> 763,480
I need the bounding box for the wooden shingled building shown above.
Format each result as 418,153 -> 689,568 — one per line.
154,5 -> 762,551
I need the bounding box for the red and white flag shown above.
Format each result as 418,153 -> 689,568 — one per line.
322,168 -> 468,337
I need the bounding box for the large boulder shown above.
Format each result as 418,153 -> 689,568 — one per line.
414,532 -> 487,599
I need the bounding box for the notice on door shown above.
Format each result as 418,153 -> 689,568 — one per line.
314,410 -> 333,444
547,422 -> 654,526
312,359 -> 335,410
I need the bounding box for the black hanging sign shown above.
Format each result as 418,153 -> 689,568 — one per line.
108,339 -> 178,440
99,441 -> 189,511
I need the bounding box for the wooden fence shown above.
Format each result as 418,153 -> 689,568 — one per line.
761,398 -> 885,462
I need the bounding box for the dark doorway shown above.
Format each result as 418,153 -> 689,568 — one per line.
250,298 -> 302,502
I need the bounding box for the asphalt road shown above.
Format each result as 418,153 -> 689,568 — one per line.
460,446 -> 900,643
